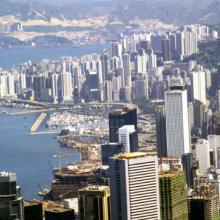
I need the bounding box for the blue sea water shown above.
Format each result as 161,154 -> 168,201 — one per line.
0,44 -> 108,199
0,44 -> 107,70
0,107 -> 80,199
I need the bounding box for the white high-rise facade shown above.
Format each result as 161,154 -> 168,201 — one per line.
51,73 -> 60,103
110,152 -> 160,220
118,125 -> 136,152
60,72 -> 73,102
165,87 -> 190,157
191,70 -> 206,105
195,139 -> 210,175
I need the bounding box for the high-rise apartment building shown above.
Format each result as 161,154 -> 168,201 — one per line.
79,185 -> 111,220
165,85 -> 190,157
191,70 -> 206,105
60,72 -> 73,102
109,152 -> 160,220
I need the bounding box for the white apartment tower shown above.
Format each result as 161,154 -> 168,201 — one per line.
60,72 -> 73,102
165,86 -> 190,157
191,70 -> 206,105
109,152 -> 160,220
195,139 -> 210,175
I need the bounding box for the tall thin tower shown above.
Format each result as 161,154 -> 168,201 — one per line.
165,85 -> 190,157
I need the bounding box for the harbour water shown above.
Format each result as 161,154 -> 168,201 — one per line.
0,43 -> 108,70
0,107 -> 80,200
0,44 -> 108,199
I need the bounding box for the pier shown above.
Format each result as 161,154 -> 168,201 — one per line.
9,108 -> 56,116
30,113 -> 47,133
30,131 -> 60,135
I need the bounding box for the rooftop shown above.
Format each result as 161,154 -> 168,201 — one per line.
114,152 -> 147,159
79,185 -> 110,192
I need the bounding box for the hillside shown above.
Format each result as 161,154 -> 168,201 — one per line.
0,0 -> 220,25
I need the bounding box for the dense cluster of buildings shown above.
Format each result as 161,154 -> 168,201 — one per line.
0,24 -> 218,105
1,23 -> 220,219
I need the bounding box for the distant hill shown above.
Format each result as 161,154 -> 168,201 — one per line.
1,0 -> 220,25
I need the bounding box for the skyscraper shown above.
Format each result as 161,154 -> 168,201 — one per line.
159,170 -> 188,220
195,139 -> 210,175
118,125 -> 138,152
79,185 -> 111,220
165,85 -> 190,157
101,143 -> 124,165
155,105 -> 167,156
0,172 -> 24,220
162,38 -> 172,61
182,153 -> 194,188
60,72 -> 73,102
109,152 -> 160,220
191,70 -> 206,105
109,106 -> 137,142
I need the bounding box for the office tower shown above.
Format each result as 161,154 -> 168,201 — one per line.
188,176 -> 220,220
191,70 -> 206,105
193,100 -> 207,133
112,76 -> 121,101
162,38 -> 172,61
0,172 -> 24,220
134,79 -> 148,99
60,72 -> 73,102
109,152 -> 160,220
165,85 -> 190,157
45,208 -> 75,220
122,52 -> 131,88
85,70 -> 101,102
176,32 -> 185,60
18,73 -> 26,94
24,200 -> 43,220
148,49 -> 157,69
101,50 -> 111,82
155,105 -> 167,156
118,125 -> 138,152
79,186 -> 111,220
195,139 -> 210,175
51,73 -> 60,103
169,33 -> 177,59
109,106 -> 137,142
101,143 -> 124,165
182,153 -> 194,188
104,80 -> 113,102
159,169 -> 188,220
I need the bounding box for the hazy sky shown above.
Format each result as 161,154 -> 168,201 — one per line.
14,0 -> 213,7
15,0 -> 78,6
